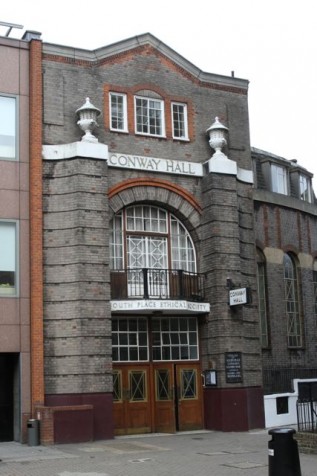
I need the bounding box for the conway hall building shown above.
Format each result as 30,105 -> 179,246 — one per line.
2,28 -> 317,444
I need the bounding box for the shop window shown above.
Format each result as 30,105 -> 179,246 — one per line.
256,249 -> 269,348
283,253 -> 302,347
135,96 -> 165,137
172,102 -> 188,140
0,95 -> 16,160
271,164 -> 287,195
0,221 -> 17,296
109,92 -> 128,132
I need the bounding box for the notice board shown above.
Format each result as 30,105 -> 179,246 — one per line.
225,352 -> 243,383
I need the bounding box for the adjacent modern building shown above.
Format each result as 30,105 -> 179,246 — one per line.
1,27 -> 317,444
0,23 -> 42,443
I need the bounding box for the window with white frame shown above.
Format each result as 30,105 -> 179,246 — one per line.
299,174 -> 312,202
135,96 -> 164,137
0,222 -> 17,296
109,92 -> 128,132
271,164 -> 287,195
172,102 -> 188,140
0,95 -> 16,160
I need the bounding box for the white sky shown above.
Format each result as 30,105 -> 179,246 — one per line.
2,0 -> 317,188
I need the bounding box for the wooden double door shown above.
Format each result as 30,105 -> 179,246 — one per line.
113,362 -> 203,435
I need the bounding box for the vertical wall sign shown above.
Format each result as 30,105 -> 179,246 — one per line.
225,352 -> 243,383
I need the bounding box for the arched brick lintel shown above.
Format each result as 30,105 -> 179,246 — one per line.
108,178 -> 202,238
108,178 -> 202,213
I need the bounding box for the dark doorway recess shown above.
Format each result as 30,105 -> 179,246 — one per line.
0,354 -> 15,441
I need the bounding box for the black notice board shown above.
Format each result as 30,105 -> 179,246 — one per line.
225,352 -> 243,383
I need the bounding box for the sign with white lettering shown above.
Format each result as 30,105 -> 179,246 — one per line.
108,153 -> 203,177
111,299 -> 210,313
225,352 -> 243,383
229,287 -> 249,306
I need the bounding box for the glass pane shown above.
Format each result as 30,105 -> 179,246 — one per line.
0,222 -> 16,294
181,369 -> 196,399
156,370 -> 170,400
0,96 -> 16,159
130,371 -> 146,401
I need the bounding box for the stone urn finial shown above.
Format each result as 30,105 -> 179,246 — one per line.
76,97 -> 101,142
206,117 -> 228,156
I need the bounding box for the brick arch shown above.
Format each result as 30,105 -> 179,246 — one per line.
108,178 -> 202,238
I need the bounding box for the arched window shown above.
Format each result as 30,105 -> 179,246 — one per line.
256,249 -> 269,348
110,205 -> 196,272
110,205 -> 197,299
283,253 -> 302,347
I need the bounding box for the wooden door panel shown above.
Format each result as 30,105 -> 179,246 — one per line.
113,365 -> 152,435
177,364 -> 203,431
153,365 -> 176,433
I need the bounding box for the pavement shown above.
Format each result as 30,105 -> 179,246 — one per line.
0,428 -> 315,476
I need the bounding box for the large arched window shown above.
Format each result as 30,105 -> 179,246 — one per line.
110,205 -> 198,299
283,253 -> 302,348
110,205 -> 196,272
256,249 -> 269,348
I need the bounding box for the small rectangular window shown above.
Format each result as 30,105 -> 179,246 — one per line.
172,102 -> 188,140
299,174 -> 312,202
135,96 -> 164,137
271,164 -> 287,195
0,221 -> 17,296
109,93 -> 128,132
276,396 -> 289,414
0,95 -> 16,160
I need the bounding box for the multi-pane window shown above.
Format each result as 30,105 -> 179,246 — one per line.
112,317 -> 199,362
256,249 -> 269,348
271,164 -> 287,195
283,253 -> 302,347
135,96 -> 164,136
172,102 -> 188,140
112,318 -> 148,362
299,174 -> 312,202
109,93 -> 128,132
152,317 -> 198,361
110,205 -> 196,273
0,221 -> 17,296
0,95 -> 16,160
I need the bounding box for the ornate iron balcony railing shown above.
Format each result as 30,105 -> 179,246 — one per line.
110,268 -> 206,301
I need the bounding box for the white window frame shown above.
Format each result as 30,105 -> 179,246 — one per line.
271,164 -> 288,195
171,102 -> 188,140
299,174 -> 312,202
0,94 -> 18,161
134,95 -> 165,137
109,92 -> 128,132
0,220 -> 18,297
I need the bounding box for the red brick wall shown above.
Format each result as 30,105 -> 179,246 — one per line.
29,38 -> 44,411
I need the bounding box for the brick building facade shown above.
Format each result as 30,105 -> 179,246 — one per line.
1,30 -> 317,444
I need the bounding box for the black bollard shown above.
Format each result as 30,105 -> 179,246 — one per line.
268,428 -> 301,476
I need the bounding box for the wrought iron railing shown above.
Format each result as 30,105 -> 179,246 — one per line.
297,381 -> 317,433
110,268 -> 205,301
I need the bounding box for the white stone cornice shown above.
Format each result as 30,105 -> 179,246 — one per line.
42,141 -> 108,161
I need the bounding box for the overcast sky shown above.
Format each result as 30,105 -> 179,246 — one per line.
2,0 -> 317,187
